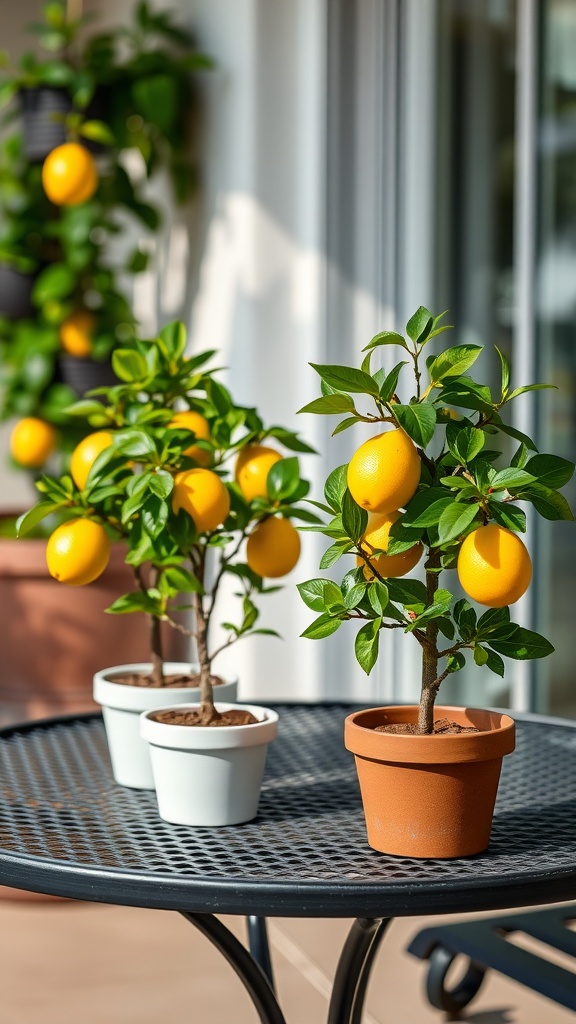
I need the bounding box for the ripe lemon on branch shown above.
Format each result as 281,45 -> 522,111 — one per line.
357,511 -> 423,579
235,445 -> 282,502
347,428 -> 421,515
172,468 -> 230,532
42,143 -> 98,206
46,518 -> 110,586
457,523 -> 532,607
10,418 -> 57,468
71,431 -> 113,491
60,311 -> 95,358
169,410 -> 212,465
246,516 -> 301,578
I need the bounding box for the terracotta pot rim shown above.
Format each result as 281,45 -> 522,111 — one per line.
345,704 -> 515,765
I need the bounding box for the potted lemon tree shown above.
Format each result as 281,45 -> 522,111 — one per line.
19,321 -> 315,824
298,306 -> 574,858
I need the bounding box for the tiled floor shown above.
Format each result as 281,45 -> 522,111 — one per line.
0,896 -> 573,1022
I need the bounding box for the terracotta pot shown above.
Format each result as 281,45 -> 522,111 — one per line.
0,537 -> 189,726
345,705 -> 515,859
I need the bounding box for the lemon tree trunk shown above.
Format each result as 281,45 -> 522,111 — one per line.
417,553 -> 441,734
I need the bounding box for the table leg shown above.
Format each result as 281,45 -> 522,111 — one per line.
246,916 -> 275,991
327,917 -> 391,1024
180,912 -> 287,1024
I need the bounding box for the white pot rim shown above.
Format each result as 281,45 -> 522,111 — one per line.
141,702 -> 278,751
94,664 -> 238,713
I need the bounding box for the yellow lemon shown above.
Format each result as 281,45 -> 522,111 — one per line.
235,445 -> 282,502
457,524 -> 532,608
10,418 -> 57,468
246,517 -> 301,578
42,143 -> 98,206
357,511 -> 423,579
70,431 -> 113,491
347,429 -> 421,514
172,468 -> 230,532
60,310 -> 95,358
169,410 -> 212,465
46,518 -> 110,586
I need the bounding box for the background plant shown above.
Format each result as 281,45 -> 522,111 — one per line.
298,306 -> 574,733
18,322 -> 317,722
0,1 -> 210,458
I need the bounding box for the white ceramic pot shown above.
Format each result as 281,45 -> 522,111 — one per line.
93,664 -> 238,790
140,702 -> 278,826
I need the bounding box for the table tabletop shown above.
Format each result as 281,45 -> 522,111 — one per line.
0,703 -> 575,918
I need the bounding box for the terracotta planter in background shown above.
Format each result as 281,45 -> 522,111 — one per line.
345,705 -> 515,859
0,537 -> 189,726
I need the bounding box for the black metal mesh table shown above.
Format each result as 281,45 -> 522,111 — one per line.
0,704 -> 575,1023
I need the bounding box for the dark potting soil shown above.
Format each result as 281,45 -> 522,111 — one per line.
375,717 -> 480,736
150,709 -> 259,727
107,673 -> 226,689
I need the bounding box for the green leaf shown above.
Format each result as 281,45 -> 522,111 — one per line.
324,465 -> 348,512
112,349 -> 148,383
406,306 -> 433,343
32,263 -> 75,305
489,626 -> 554,661
446,423 -> 485,464
484,649 -> 505,677
148,470 -> 174,499
524,454 -> 575,489
79,119 -> 115,145
341,489 -> 368,543
511,443 -> 529,469
495,346 -> 510,396
428,345 -> 483,384
437,501 -> 480,545
491,417 -> 538,451
363,330 -> 408,352
341,583 -> 366,610
491,468 -> 536,490
158,321 -> 187,360
297,579 -> 343,612
298,394 -> 356,415
309,363 -> 380,397
301,613 -> 343,639
319,540 -> 353,569
477,606 -> 512,636
16,502 -> 60,537
516,484 -> 574,521
386,578 -> 427,607
355,618 -> 381,674
392,403 -> 436,447
473,645 -> 489,666
379,362 -> 407,403
114,430 -> 156,458
141,496 -> 168,539
438,377 -> 494,414
447,651 -> 466,673
332,417 -> 361,436
164,567 -> 203,593
488,501 -> 527,533
505,383 -> 556,402
267,457 -> 301,501
453,598 -> 477,641
407,590 -> 453,630
406,497 -> 453,528
106,592 -> 160,615
367,581 -> 389,615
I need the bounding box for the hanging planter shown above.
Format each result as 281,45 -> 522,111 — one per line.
141,703 -> 278,826
20,87 -> 69,162
0,264 -> 35,319
59,354 -> 118,397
